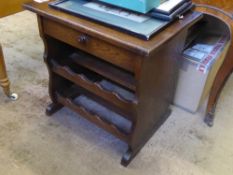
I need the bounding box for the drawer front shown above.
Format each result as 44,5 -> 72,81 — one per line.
42,18 -> 136,72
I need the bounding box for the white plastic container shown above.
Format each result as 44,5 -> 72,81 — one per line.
173,37 -> 230,113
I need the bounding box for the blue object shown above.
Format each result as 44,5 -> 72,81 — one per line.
98,0 -> 161,13
49,0 -> 169,40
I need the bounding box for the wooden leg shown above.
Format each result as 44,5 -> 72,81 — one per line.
205,47 -> 233,127
121,147 -> 136,167
121,109 -> 171,166
204,104 -> 215,127
0,45 -> 11,97
46,102 -> 63,116
44,72 -> 65,116
121,145 -> 145,167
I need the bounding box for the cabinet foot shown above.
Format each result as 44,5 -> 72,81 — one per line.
204,113 -> 214,127
46,103 -> 63,116
121,147 -> 137,167
204,105 -> 215,127
121,108 -> 172,166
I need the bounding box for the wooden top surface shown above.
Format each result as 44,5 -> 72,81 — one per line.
194,0 -> 233,15
0,0 -> 31,17
23,1 -> 203,56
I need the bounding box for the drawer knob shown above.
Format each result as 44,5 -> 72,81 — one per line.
78,34 -> 89,43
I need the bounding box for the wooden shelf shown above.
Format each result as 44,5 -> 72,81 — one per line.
51,60 -> 138,114
70,52 -> 136,91
56,92 -> 131,143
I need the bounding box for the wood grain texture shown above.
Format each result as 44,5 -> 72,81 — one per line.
0,0 -> 31,17
0,45 -> 10,96
24,1 -> 204,166
71,52 -> 136,91
42,18 -> 137,72
194,1 -> 233,125
194,0 -> 233,15
23,1 -> 203,56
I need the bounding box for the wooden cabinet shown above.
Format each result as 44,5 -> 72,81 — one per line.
24,2 -> 203,166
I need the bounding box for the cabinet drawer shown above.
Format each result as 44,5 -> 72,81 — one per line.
42,18 -> 136,72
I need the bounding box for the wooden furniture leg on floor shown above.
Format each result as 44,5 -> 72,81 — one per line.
0,45 -> 10,96
194,2 -> 233,126
0,45 -> 18,100
204,44 -> 233,126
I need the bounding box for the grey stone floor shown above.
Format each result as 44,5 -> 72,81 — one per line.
0,11 -> 233,175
